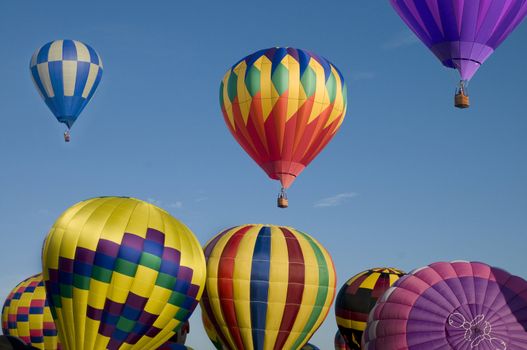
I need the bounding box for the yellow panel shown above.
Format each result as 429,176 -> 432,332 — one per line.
325,67 -> 346,128
72,288 -> 89,350
222,72 -> 236,130
389,273 -> 401,286
73,41 -> 91,62
62,61 -> 77,96
81,64 -> 100,98
258,56 -> 275,122
233,61 -> 252,125
284,55 -> 300,121
131,265 -> 157,299
47,40 -> 63,62
361,273 -> 381,290
263,226 -> 288,349
233,225 -> 259,350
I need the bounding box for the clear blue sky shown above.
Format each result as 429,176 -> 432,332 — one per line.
1,1 -> 526,349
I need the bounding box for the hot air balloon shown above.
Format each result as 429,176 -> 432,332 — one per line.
335,330 -> 350,350
362,261 -> 527,349
220,47 -> 347,208
41,197 -> 206,350
389,0 -> 527,108
1,274 -> 61,350
301,344 -> 320,350
200,224 -> 337,350
335,268 -> 405,350
30,40 -> 103,141
201,308 -> 225,350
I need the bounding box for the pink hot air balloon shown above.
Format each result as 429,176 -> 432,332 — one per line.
362,261 -> 527,349
389,0 -> 527,108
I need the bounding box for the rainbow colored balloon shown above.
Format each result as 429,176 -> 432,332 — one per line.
335,268 -> 405,350
1,274 -> 61,350
41,197 -> 207,350
201,224 -> 336,350
220,47 -> 347,204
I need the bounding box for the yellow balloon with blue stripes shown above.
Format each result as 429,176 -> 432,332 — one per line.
41,197 -> 206,350
201,224 -> 336,350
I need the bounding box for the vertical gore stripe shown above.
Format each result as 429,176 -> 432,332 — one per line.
217,227 -> 251,349
273,228 -> 305,350
291,231 -> 331,349
250,226 -> 271,350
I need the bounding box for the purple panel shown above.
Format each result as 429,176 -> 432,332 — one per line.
97,239 -> 120,257
146,228 -> 165,244
122,233 -> 144,251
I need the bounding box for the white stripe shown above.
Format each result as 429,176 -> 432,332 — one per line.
73,41 -> 91,62
82,64 -> 99,98
37,63 -> 54,98
62,61 -> 77,96
48,40 -> 64,62
30,52 -> 38,67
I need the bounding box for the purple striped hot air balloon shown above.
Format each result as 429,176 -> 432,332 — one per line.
362,261 -> 527,350
389,0 -> 527,108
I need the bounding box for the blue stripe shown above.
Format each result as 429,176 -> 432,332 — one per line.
62,40 -> 77,60
250,226 -> 271,350
17,314 -> 29,322
297,49 -> 311,77
144,239 -> 164,256
86,44 -> 100,65
271,47 -> 288,75
47,61 -> 65,115
73,61 -> 91,96
29,306 -> 44,313
118,245 -> 142,263
74,260 -> 93,277
94,252 -> 116,270
31,65 -> 49,99
43,329 -> 58,336
37,42 -> 52,64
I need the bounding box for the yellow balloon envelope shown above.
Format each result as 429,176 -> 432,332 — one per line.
200,224 -> 336,350
41,197 -> 206,350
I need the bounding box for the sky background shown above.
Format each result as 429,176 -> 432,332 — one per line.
1,1 -> 526,349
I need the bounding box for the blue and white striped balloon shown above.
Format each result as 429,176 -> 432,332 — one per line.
30,40 -> 103,129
